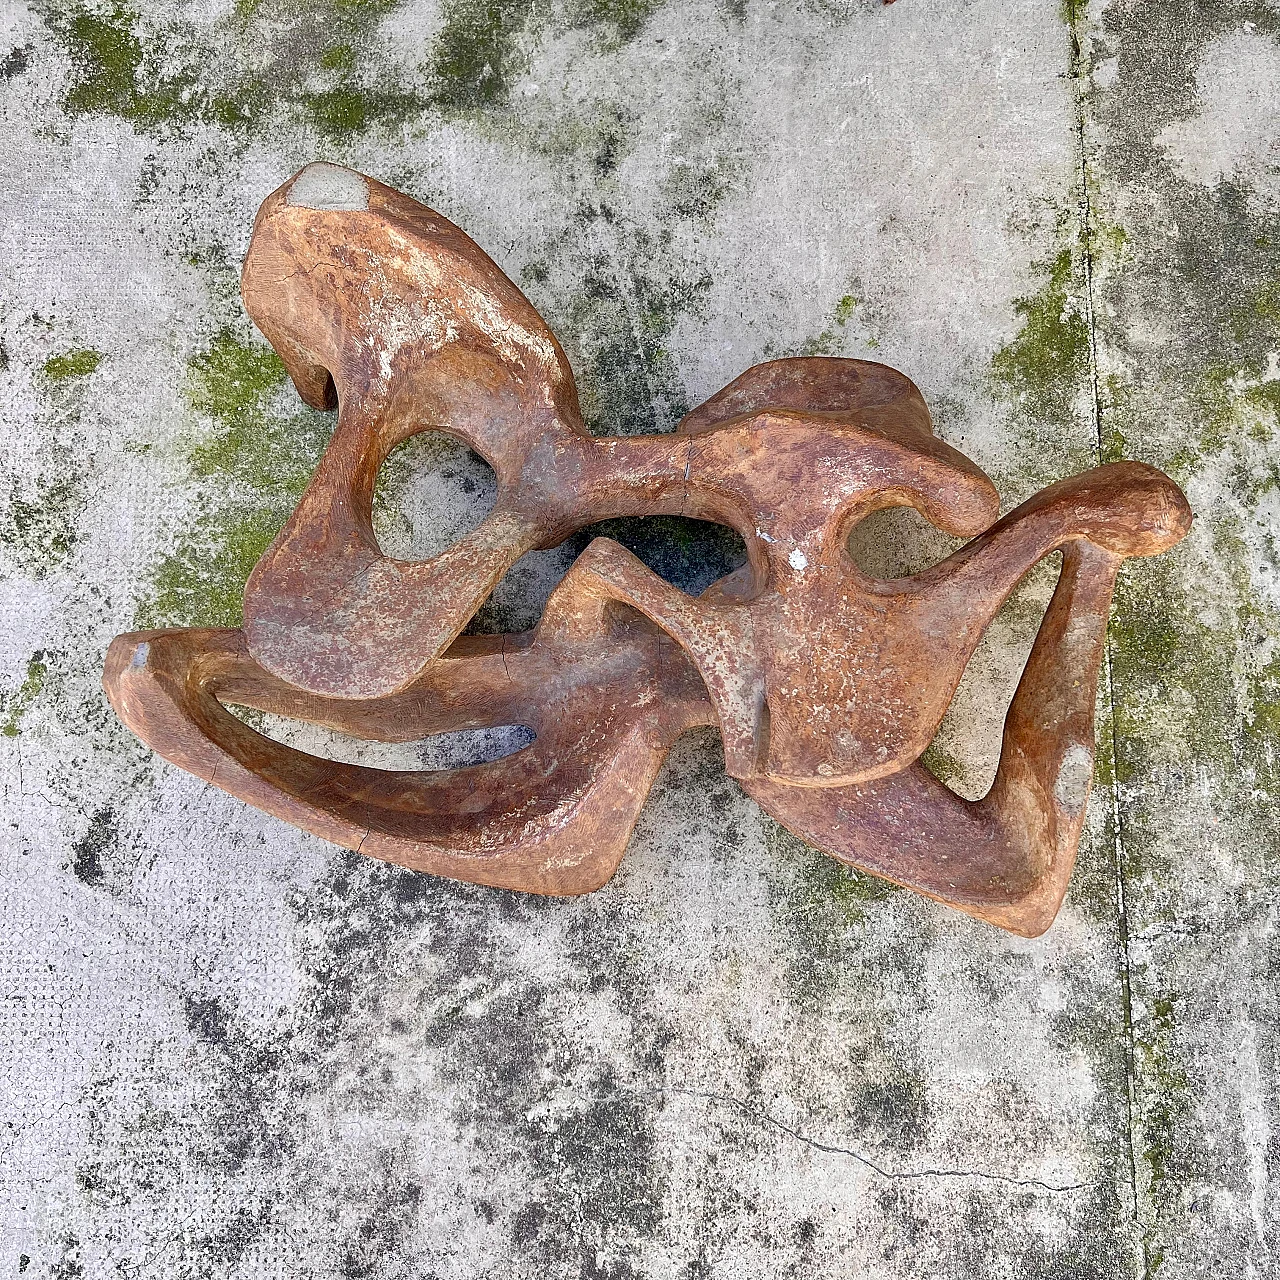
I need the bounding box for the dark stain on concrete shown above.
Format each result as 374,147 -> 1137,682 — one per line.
1,44 -> 33,78
428,0 -> 538,113
69,806 -> 116,887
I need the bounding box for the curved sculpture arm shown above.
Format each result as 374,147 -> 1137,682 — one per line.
745,540 -> 1123,936
558,460 -> 1188,790
104,536 -> 1124,932
103,582 -> 713,896
241,163 -> 588,699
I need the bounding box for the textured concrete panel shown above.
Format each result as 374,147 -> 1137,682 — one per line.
0,0 -> 1274,1275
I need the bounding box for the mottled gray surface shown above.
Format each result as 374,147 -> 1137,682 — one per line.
0,0 -> 1276,1275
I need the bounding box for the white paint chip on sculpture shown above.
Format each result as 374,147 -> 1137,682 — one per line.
288,163 -> 370,212
1054,743 -> 1094,813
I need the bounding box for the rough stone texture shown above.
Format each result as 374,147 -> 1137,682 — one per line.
0,0 -> 1274,1275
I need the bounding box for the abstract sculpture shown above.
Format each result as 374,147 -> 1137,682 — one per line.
103,163 -> 1192,936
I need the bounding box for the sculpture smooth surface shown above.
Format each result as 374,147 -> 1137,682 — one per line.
103,163 -> 1192,937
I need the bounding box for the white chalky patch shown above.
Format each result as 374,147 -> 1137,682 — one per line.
379,225 -> 562,376
1053,743 -> 1093,813
788,549 -> 808,571
130,641 -> 150,669
287,163 -> 370,212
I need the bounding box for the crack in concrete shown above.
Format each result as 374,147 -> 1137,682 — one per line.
667,1086 -> 1096,1194
1063,9 -> 1147,1274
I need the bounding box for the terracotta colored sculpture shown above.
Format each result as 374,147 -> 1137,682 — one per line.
103,163 -> 1192,936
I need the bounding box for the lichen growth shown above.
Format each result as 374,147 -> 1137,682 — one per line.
2,473 -> 83,575
919,737 -> 964,790
426,0 -> 664,102
144,508 -> 293,630
42,1 -> 192,125
1059,0 -> 1085,25
764,822 -> 902,1006
659,155 -> 733,220
186,330 -> 326,493
1,651 -> 48,737
299,85 -> 416,141
1133,992 -> 1194,1275
2,354 -> 100,576
62,840 -> 680,1269
773,289 -> 873,359
1182,363 -> 1280,478
40,0 -> 421,136
565,225 -> 711,437
43,348 -> 102,380
1078,10 -> 1280,1268
70,806 -> 117,887
804,291 -> 861,356
568,0 -> 665,44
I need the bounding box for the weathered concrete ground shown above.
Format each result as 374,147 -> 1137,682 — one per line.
1,0 -> 1277,1274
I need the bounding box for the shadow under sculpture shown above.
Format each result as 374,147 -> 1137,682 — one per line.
103,163 -> 1192,938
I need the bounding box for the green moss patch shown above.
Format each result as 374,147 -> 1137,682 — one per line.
991,247 -> 1090,430
427,0 -> 538,113
44,1 -> 192,125
41,0 -> 422,138
139,329 -> 331,629
185,329 -> 326,494
568,0 -> 665,44
787,291 -> 870,358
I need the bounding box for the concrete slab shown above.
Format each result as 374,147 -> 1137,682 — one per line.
0,0 -> 1273,1274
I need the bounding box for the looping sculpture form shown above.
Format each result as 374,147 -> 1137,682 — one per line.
103,163 -> 1193,937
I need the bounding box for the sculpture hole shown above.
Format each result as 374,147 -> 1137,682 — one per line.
373,431 -> 497,562
846,504 -> 966,580
464,514 -> 749,634
224,705 -> 535,772
919,553 -> 1062,800
581,515 -> 749,594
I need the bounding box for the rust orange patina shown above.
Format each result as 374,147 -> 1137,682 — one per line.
103,162 -> 1192,937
